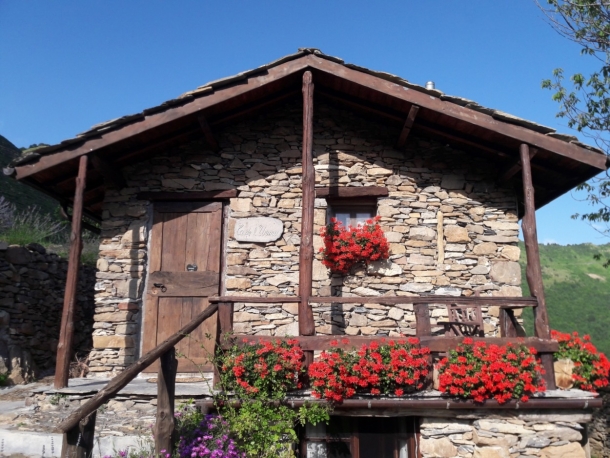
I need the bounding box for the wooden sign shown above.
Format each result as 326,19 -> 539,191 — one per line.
234,217 -> 284,242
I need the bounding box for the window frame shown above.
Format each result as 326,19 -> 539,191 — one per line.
326,197 -> 378,228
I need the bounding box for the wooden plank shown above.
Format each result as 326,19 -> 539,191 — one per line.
299,70 -> 316,338
219,203 -> 230,295
499,308 -> 518,338
154,201 -> 222,213
395,105 -> 420,148
218,302 -> 234,337
198,115 -> 220,152
222,335 -> 559,353
155,348 -> 177,455
148,271 -> 219,297
188,297 -> 216,371
315,186 -> 389,198
308,296 -> 539,305
57,303 -> 218,433
90,153 -> 126,189
187,212 -> 211,273
414,303 -> 431,337
520,143 -> 556,389
209,296 -> 301,303
60,411 -> 96,458
137,190 -> 237,201
142,210 -> 164,362
498,148 -> 538,183
54,155 -> 88,389
307,55 -> 607,169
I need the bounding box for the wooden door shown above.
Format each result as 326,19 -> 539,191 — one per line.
143,201 -> 222,373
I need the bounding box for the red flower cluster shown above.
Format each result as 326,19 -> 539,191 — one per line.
552,330 -> 610,392
437,338 -> 545,404
219,339 -> 304,398
320,217 -> 390,274
308,338 -> 430,403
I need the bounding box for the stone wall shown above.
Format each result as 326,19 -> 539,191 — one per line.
588,391 -> 610,457
0,242 -> 95,383
420,412 -> 590,458
90,99 -> 524,373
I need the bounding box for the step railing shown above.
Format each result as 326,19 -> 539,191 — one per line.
56,303 -> 219,457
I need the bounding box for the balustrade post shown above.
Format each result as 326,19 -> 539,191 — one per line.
156,347 -> 177,455
61,411 -> 96,458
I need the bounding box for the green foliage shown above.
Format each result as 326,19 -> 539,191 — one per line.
213,341 -> 330,458
538,1 -> 610,260
174,399 -> 205,438
0,371 -> 8,386
520,242 -> 610,354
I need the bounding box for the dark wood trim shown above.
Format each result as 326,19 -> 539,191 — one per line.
219,202 -> 230,296
222,335 -> 559,353
395,105 -> 420,148
309,296 -> 539,305
315,186 -> 389,199
155,348 -> 177,455
153,201 -> 222,213
498,148 -> 538,183
61,411 -> 96,458
299,71 -> 316,338
137,190 -> 237,201
520,143 -> 556,389
90,152 -> 126,189
209,296 -> 301,303
56,303 -> 219,433
198,115 -> 220,152
55,155 -> 88,389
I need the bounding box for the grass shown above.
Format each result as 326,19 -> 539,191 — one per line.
0,197 -> 100,266
521,242 -> 610,355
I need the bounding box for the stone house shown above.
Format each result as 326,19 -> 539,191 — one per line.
5,49 -> 608,457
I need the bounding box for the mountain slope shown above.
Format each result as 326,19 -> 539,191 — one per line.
521,242 -> 610,355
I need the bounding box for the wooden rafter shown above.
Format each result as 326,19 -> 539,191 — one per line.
395,105 -> 420,148
90,153 -> 126,189
498,148 -> 538,183
197,115 -> 220,152
315,186 -> 388,198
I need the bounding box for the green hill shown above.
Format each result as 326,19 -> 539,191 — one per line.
0,135 -> 57,215
520,242 -> 610,355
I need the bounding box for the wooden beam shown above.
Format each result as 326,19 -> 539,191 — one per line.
137,190 -> 238,201
308,55 -> 607,169
198,115 -> 220,152
90,153 -> 126,189
56,303 -> 218,433
55,155 -> 88,389
498,148 -> 538,183
224,335 -> 559,353
299,71 -> 316,339
315,186 -> 389,199
209,296 -> 301,303
520,143 -> 556,389
395,105 -> 420,148
155,348 -> 177,455
61,411 -> 96,458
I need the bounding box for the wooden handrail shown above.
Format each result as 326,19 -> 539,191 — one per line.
56,302 -> 218,434
221,335 -> 559,353
209,295 -> 538,306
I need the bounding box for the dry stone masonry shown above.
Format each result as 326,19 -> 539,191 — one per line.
0,242 -> 95,383
91,99 -> 523,374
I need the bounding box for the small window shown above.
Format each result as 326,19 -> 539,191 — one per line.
301,416 -> 419,457
327,199 -> 377,227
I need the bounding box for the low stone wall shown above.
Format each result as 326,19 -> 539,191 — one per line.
421,412 -> 590,458
0,242 -> 96,382
589,391 -> 610,458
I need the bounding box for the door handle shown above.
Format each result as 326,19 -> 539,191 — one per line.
153,283 -> 167,293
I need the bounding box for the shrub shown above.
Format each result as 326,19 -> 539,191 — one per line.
308,338 -> 430,402
176,414 -> 244,458
552,330 -> 610,392
320,216 -> 389,274
437,338 -> 545,404
0,199 -> 65,246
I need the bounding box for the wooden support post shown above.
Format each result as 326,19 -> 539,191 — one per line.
499,309 -> 519,338
55,155 -> 88,389
414,303 -> 431,337
156,347 -> 177,455
61,411 -> 96,458
395,105 -> 420,148
299,70 -> 316,370
520,143 -> 556,389
198,115 -> 220,152
213,301 -> 234,387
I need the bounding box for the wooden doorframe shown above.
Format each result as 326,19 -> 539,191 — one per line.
140,196 -> 229,371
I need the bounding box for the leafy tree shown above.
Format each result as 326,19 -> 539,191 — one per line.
538,0 -> 610,264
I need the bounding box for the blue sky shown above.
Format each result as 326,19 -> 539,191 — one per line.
0,0 -> 608,245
